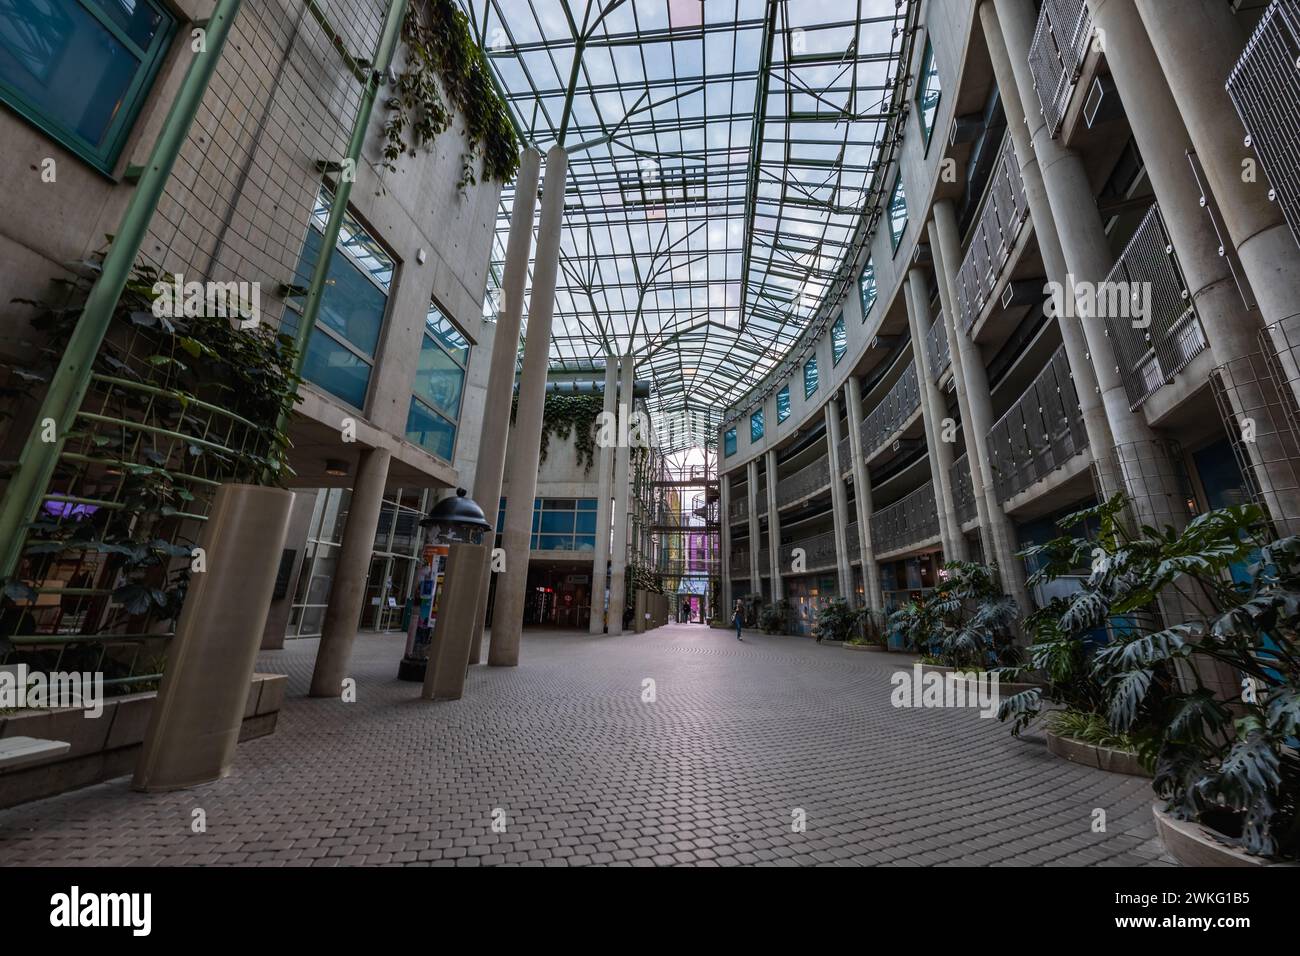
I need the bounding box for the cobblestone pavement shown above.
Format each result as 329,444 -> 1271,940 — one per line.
0,625 -> 1173,866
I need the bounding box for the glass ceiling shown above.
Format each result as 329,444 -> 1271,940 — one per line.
458,0 -> 912,451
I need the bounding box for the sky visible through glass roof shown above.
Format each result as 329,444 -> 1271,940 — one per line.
459,0 -> 910,451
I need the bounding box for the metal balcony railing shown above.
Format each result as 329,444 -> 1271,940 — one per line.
1103,205 -> 1209,410
987,344 -> 1089,502
757,491 -> 768,516
776,454 -> 831,508
836,434 -> 851,475
1028,0 -> 1092,139
846,522 -> 861,561
780,530 -> 840,574
730,547 -> 750,572
730,496 -> 748,523
926,311 -> 952,381
758,547 -> 770,573
955,136 -> 1030,333
870,483 -> 941,556
861,362 -> 921,456
1228,0 -> 1300,250
952,453 -> 978,527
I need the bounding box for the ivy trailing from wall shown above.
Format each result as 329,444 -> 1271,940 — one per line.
382,0 -> 520,187
510,391 -> 604,471
627,561 -> 665,596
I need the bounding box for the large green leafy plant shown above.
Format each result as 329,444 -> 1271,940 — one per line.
1003,494 -> 1300,860
812,598 -> 861,643
887,562 -> 1019,670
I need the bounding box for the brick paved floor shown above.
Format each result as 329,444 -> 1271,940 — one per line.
0,625 -> 1173,866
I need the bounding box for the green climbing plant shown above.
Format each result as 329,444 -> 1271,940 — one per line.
510,391 -> 603,472
382,0 -> 520,187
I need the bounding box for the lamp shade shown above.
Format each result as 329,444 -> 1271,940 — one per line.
420,487 -> 492,544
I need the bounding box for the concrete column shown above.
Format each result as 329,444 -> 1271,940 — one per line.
845,375 -> 884,611
993,0 -> 1186,530
260,488 -> 318,650
488,146 -> 568,667
465,148 -> 540,662
605,355 -> 635,635
765,449 -> 783,600
588,357 -> 618,633
905,268 -> 967,563
1135,0 -> 1300,406
930,203 -> 1033,618
979,0 -> 1120,496
746,458 -> 763,594
824,397 -> 855,601
719,472 -> 733,613
309,446 -> 391,697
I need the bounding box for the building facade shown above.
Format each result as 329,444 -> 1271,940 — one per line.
720,0 -> 1300,634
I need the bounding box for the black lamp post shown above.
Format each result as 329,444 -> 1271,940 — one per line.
398,489 -> 492,680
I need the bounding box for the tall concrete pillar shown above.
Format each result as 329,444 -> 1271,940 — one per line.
588,357 -> 618,633
309,446 -> 391,697
1089,0 -> 1300,535
1135,0 -> 1300,406
930,202 -> 1033,618
605,355 -> 635,635
993,0 -> 1186,530
905,269 -> 967,563
488,146 -> 568,667
719,472 -> 733,613
765,449 -> 783,600
979,0 -> 1120,496
746,458 -> 763,595
465,148 -> 540,663
845,375 -> 884,611
824,397 -> 855,601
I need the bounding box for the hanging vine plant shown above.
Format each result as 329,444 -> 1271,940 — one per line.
382,0 -> 521,187
626,561 -> 665,596
511,390 -> 604,472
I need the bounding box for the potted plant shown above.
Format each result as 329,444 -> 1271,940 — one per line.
812,598 -> 859,645
758,599 -> 793,635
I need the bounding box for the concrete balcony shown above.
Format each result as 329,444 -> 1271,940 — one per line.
926,311 -> 952,383
955,135 -> 1031,335
776,455 -> 831,510
870,482 -> 940,559
861,362 -> 921,459
1104,204 -> 1209,411
779,529 -> 839,575
987,343 -> 1089,503
1028,0 -> 1092,139
951,453 -> 979,529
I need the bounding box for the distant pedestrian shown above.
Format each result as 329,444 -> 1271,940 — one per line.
681,601 -> 691,623
733,600 -> 745,641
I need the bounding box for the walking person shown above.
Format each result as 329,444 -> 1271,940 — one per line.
733,599 -> 745,641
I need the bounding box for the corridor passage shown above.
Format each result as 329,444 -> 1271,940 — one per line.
0,626 -> 1168,867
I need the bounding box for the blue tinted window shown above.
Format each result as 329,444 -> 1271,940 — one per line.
804,355 -> 819,399
916,40 -> 941,148
889,175 -> 908,251
724,427 -> 737,457
750,409 -> 764,442
0,0 -> 175,170
302,332 -> 371,408
404,397 -> 456,461
575,511 -> 597,532
859,258 -> 877,320
540,511 -> 575,533
424,305 -> 470,365
414,334 -> 466,419
776,385 -> 791,423
832,314 -> 847,365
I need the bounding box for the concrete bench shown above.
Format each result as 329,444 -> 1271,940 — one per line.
0,737 -> 71,773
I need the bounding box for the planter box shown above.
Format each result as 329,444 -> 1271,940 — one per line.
1152,804 -> 1298,868
843,643 -> 890,652
817,640 -> 845,647
0,673 -> 286,809
1046,730 -> 1149,777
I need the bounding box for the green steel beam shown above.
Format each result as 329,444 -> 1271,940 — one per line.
0,0 -> 244,583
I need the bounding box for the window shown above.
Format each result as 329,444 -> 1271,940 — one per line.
859,257 -> 877,321
776,385 -> 791,423
832,313 -> 847,365
888,174 -> 908,251
406,301 -> 470,463
287,188 -> 395,409
804,355 -> 819,399
750,408 -> 764,443
0,0 -> 176,172
495,498 -> 597,551
724,427 -> 737,457
916,39 -> 941,150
